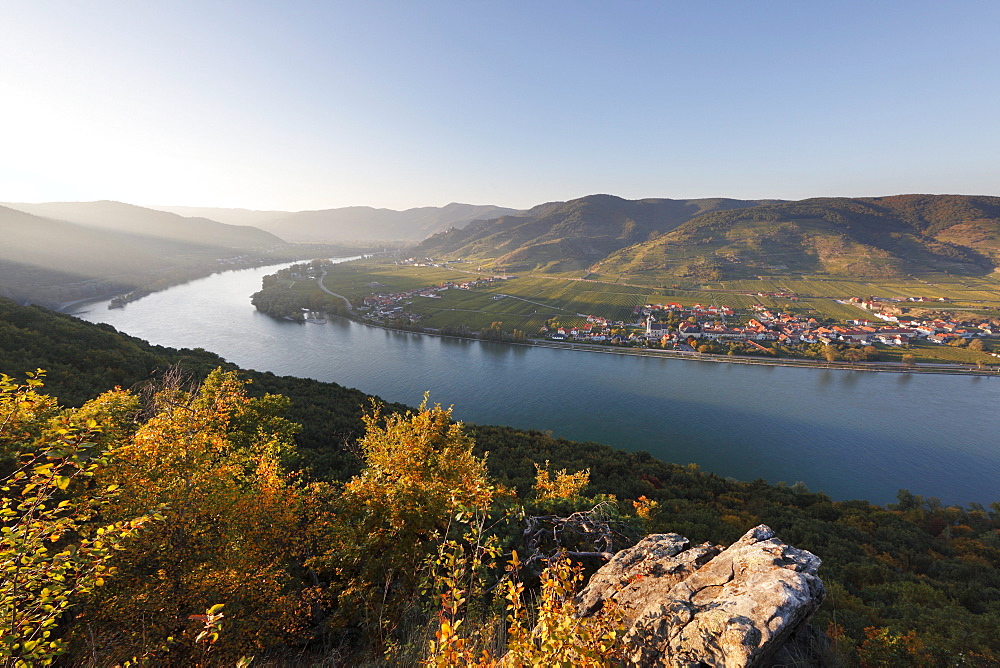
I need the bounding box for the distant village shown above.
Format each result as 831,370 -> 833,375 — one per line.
357,276 -> 996,349
554,298 -> 997,351
265,259 -> 999,364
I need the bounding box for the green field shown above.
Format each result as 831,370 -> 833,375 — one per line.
281,259 -> 1000,365
874,341 -> 998,366
318,261 -> 481,300
317,260 -> 1000,326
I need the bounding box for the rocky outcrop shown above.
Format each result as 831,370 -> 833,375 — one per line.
576,525 -> 826,667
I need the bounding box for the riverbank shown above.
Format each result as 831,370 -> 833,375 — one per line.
77,259 -> 1000,506
339,313 -> 1000,377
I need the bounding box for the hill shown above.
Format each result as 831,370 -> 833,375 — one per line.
597,194 -> 1000,281
0,204 -> 299,308
0,205 -> 216,305
414,194 -> 771,273
3,200 -> 282,248
153,202 -> 520,242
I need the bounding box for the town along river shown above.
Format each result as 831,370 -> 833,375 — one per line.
75,262 -> 1000,507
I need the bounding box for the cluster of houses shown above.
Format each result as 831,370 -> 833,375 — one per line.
633,302 -> 736,319
548,314 -> 630,342
698,304 -> 997,347
545,298 -> 997,350
839,296 -> 997,344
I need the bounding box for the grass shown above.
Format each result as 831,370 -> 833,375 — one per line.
322,260 -> 1000,321
876,341 -> 998,366
318,261 -> 481,301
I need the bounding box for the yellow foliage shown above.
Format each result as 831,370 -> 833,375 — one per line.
74,369 -> 308,664
1,372 -> 153,666
632,495 -> 659,521
533,460 -> 590,502
425,551 -> 626,667
317,397 -> 495,641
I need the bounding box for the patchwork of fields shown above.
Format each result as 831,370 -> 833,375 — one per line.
314,259 -> 1000,335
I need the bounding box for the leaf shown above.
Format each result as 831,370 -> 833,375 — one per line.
55,476 -> 71,491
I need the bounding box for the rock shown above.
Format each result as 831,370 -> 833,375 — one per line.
577,525 -> 826,667
575,533 -> 721,624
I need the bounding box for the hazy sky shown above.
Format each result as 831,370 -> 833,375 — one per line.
2,1 -> 999,211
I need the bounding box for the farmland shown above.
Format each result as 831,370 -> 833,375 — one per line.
246,258 -> 1000,369
313,258 -> 1000,330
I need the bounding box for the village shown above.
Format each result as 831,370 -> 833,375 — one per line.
355,273 -> 997,354
562,299 -> 997,352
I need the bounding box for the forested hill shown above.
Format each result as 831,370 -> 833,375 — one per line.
2,297 -> 1000,664
2,200 -> 282,248
0,203 -> 334,309
155,202 -> 521,242
1,205 -> 221,307
414,194 -> 772,272
597,194 -> 1000,281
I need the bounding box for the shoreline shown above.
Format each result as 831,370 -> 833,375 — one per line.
97,258 -> 997,378
331,315 -> 1000,377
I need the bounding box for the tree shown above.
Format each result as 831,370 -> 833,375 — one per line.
75,369 -> 308,664
843,348 -> 864,363
533,461 -> 590,502
315,398 -> 495,644
0,372 -> 151,666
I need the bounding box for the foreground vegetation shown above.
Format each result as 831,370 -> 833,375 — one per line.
2,297 -> 1000,665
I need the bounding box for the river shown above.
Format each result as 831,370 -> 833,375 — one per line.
74,261 -> 1000,506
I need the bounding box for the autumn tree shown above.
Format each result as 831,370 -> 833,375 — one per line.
0,372 -> 151,666
72,369 -> 310,665
533,461 -> 590,502
314,398 -> 495,649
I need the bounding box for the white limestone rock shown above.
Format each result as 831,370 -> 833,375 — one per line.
578,525 -> 826,667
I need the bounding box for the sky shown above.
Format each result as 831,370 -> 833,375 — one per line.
2,1 -> 999,211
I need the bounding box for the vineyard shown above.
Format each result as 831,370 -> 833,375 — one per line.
307,258 -> 1000,335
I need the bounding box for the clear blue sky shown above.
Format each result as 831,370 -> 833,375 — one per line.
2,1 -> 998,210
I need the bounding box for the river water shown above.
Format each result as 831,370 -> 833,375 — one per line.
74,262 -> 1000,506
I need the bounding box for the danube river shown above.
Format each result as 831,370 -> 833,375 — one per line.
75,262 -> 1000,506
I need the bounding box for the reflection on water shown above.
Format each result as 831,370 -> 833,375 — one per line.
76,262 -> 1000,506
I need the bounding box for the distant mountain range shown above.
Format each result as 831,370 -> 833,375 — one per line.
4,193 -> 999,308
596,195 -> 1000,280
153,203 -> 521,242
416,193 -> 1000,280
4,200 -> 282,248
0,201 -> 285,307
